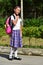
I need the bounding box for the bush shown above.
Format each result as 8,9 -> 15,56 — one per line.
23,17 -> 43,27
0,28 -> 6,37
0,17 -> 43,38
23,27 -> 41,38
0,17 -> 6,28
23,17 -> 43,38
0,18 -> 6,37
39,25 -> 43,38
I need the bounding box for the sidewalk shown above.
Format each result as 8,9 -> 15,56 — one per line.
0,46 -> 43,56
0,55 -> 43,65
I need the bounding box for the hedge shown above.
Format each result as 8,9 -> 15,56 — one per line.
23,26 -> 43,38
24,17 -> 43,27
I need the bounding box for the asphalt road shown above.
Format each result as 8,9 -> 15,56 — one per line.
0,53 -> 43,65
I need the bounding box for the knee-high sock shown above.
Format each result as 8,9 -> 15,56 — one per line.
9,47 -> 14,58
14,48 -> 18,57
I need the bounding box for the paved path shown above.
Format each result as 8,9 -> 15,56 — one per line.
0,53 -> 43,65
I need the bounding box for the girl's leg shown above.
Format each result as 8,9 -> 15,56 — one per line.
14,47 -> 18,57
14,47 -> 22,60
9,47 -> 14,59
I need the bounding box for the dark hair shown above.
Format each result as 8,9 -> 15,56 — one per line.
13,6 -> 21,16
14,6 -> 21,9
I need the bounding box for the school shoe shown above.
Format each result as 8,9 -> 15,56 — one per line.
8,57 -> 13,60
14,57 -> 22,60
8,56 -> 13,60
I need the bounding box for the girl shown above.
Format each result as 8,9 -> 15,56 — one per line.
9,6 -> 22,60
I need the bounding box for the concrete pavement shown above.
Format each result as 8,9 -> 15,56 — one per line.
0,46 -> 43,56
0,53 -> 43,65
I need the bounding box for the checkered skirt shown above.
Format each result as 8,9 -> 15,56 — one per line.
10,30 -> 22,48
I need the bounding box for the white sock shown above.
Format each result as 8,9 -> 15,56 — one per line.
9,47 -> 14,58
14,48 -> 18,58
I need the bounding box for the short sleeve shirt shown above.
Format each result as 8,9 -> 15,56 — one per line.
11,15 -> 22,30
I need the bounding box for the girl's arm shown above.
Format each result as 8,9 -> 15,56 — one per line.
20,24 -> 22,37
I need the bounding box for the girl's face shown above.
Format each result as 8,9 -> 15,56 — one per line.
14,7 -> 21,15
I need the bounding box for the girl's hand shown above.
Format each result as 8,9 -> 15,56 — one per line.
20,31 -> 22,37
4,24 -> 9,29
16,16 -> 19,20
20,33 -> 22,37
4,25 -> 6,28
6,24 -> 9,27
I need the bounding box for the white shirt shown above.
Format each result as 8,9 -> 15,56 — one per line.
11,15 -> 22,30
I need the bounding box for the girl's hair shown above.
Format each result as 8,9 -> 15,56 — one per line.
14,6 -> 21,9
13,6 -> 21,16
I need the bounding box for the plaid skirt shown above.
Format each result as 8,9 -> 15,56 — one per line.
10,30 -> 22,48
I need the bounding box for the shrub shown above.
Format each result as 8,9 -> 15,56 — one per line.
39,25 -> 43,38
0,28 -> 6,37
0,17 -> 6,28
23,17 -> 43,27
23,27 -> 41,38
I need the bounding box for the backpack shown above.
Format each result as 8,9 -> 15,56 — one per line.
5,15 -> 15,34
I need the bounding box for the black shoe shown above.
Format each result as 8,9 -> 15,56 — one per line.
14,57 -> 22,60
8,57 -> 13,60
9,58 -> 13,60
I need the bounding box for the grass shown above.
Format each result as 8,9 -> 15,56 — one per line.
0,35 -> 43,49
0,43 -> 10,47
23,45 -> 43,49
0,27 -> 43,48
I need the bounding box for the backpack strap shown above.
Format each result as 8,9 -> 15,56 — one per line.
12,14 -> 15,19
10,14 -> 15,29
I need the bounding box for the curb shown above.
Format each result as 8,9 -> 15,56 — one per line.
0,46 -> 43,56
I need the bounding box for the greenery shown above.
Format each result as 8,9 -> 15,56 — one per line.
0,0 -> 43,48
0,44 -> 43,49
0,17 -> 43,38
0,43 -> 10,47
0,0 -> 19,16
23,17 -> 43,38
24,17 -> 43,27
23,45 -> 43,49
0,17 -> 6,37
0,0 -> 43,18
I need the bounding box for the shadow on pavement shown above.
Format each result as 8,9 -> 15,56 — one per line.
0,53 -> 9,59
